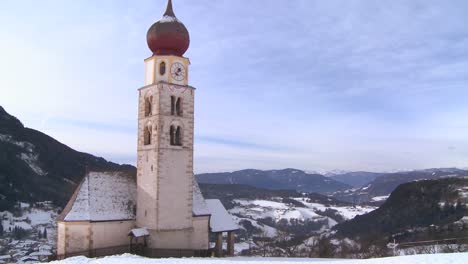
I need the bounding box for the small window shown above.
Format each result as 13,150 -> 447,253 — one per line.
144,126 -> 152,145
171,96 -> 175,115
176,98 -> 182,116
159,61 -> 166,75
144,96 -> 152,117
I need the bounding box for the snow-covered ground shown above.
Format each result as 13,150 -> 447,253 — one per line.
48,253 -> 468,264
228,197 -> 377,254
230,198 -> 375,233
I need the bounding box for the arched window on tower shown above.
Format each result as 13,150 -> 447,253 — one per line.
175,126 -> 182,146
176,98 -> 182,116
144,96 -> 152,117
171,96 -> 176,115
144,126 -> 152,145
170,125 -> 182,146
159,61 -> 166,75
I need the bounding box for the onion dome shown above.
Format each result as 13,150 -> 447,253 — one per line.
147,0 -> 190,56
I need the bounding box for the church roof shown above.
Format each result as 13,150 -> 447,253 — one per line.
205,199 -> 239,233
61,171 -> 136,222
59,171 -> 213,222
192,179 -> 210,216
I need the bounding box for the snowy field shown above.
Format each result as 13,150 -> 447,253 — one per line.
49,253 -> 467,264
230,199 -> 375,223
229,198 -> 376,239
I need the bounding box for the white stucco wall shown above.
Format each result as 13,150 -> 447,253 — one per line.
91,220 -> 135,249
57,220 -> 135,256
58,221 -> 91,255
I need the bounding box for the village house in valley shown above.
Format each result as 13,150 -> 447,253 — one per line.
56,0 -> 238,258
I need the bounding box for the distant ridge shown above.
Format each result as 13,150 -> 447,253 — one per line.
196,168 -> 351,194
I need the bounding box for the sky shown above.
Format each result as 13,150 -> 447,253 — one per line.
1,0 -> 468,173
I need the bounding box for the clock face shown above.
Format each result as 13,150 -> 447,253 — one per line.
171,62 -> 186,81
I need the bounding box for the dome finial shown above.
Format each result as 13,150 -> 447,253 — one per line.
164,0 -> 175,17
147,0 -> 190,56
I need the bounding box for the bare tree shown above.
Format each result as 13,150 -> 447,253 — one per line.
254,229 -> 272,257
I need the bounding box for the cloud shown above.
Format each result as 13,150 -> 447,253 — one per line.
1,0 -> 468,172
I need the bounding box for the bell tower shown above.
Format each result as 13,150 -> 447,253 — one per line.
136,0 -> 196,248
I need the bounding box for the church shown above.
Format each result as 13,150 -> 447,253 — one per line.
57,0 -> 238,258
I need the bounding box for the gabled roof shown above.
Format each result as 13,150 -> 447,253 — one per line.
206,199 -> 239,232
60,171 -> 136,222
60,171 -> 212,222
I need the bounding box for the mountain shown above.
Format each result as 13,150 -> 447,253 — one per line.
196,168 -> 351,194
330,171 -> 384,187
331,168 -> 468,203
334,177 -> 468,243
0,106 -> 135,210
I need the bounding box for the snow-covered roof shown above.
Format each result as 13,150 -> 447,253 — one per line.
205,199 -> 239,232
192,180 -> 210,216
129,228 -> 149,238
61,171 -> 213,222
63,171 -> 136,222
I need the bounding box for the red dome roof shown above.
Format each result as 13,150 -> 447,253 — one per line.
147,0 -> 190,57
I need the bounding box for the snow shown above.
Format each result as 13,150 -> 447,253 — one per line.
128,228 -> 149,238
0,134 -> 34,151
233,216 -> 278,237
159,15 -> 180,23
14,221 -> 33,230
371,195 -> 389,202
19,152 -> 46,176
233,198 -> 375,224
64,172 -> 136,222
192,180 -> 211,216
292,199 -> 376,220
232,199 -> 323,222
205,199 -> 239,232
48,253 -> 468,264
234,242 -> 251,254
0,133 -> 46,176
25,208 -> 56,226
29,251 -> 53,256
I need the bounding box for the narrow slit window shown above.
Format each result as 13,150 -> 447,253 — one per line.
144,126 -> 152,145
159,61 -> 166,75
144,96 -> 152,117
176,98 -> 182,116
171,96 -> 175,115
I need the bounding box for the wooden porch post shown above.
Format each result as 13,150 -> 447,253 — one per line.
215,232 -> 223,257
227,231 -> 235,256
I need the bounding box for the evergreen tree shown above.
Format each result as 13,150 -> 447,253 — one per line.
43,228 -> 47,239
0,221 -> 3,236
13,226 -> 27,240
